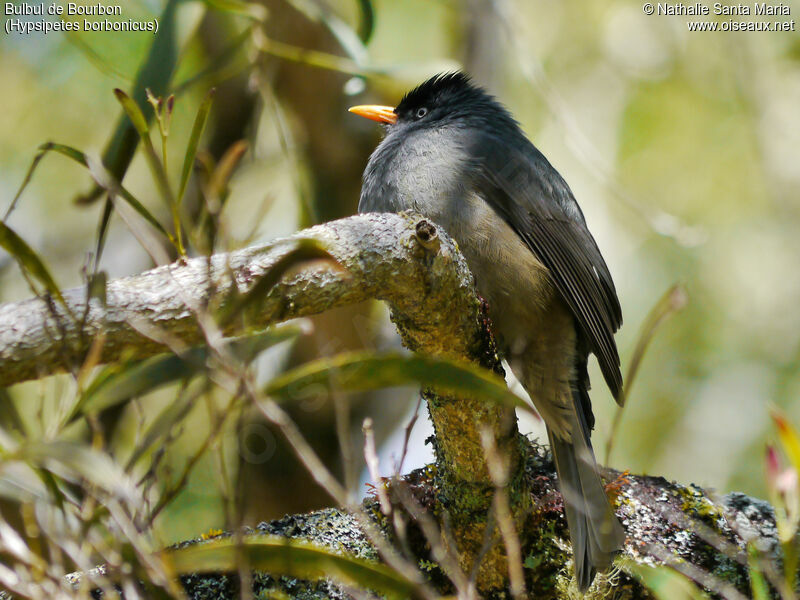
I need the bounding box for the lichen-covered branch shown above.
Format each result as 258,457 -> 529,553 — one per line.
0,212 -> 519,591
0,213 -> 479,387
4,212 -> 778,598
121,448 -> 779,600
0,212 -> 515,483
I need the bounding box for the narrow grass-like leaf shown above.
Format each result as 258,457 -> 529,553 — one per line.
69,351 -> 205,425
206,139 -> 248,203
173,30 -> 251,95
5,141 -> 90,220
125,325 -> 303,470
747,545 -> 771,600
71,325 -> 302,427
0,221 -> 68,311
38,142 -> 86,166
63,31 -> 130,83
623,284 -> 688,404
626,562 -> 710,600
220,239 -> 340,328
284,0 -> 368,65
17,441 -> 137,504
355,0 -> 374,43
204,0 -> 268,20
114,89 -> 182,252
114,89 -> 150,137
255,35 -> 361,75
178,88 -> 216,205
76,0 -> 181,206
124,380 -> 203,472
8,142 -> 169,242
87,270 -> 108,307
265,351 -> 535,416
0,389 -> 25,440
85,154 -> 171,239
605,284 -> 688,463
164,536 -> 419,599
225,322 -> 309,362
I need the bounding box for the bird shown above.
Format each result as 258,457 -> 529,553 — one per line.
349,72 -> 625,591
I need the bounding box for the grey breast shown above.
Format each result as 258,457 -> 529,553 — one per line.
359,123 -> 556,353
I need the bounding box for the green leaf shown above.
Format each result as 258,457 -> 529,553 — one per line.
113,90 -> 181,252
225,322 -> 308,362
17,441 -> 137,504
178,88 -> 216,205
87,270 -> 108,307
626,562 -> 710,600
206,139 -> 248,203
605,283 -> 688,463
0,221 -> 68,311
124,379 -> 203,472
283,0 -> 368,64
69,351 -> 205,425
747,545 -> 771,600
5,140 -> 91,220
355,0 -> 374,43
623,283 -> 688,405
123,326 -> 302,471
113,88 -> 151,137
7,141 -> 170,245
164,536 -> 419,599
203,0 -> 268,20
0,389 -> 26,440
84,153 -> 171,239
71,326 -> 303,426
219,239 -> 340,328
76,0 -> 182,206
173,29 -> 251,95
265,351 -> 535,416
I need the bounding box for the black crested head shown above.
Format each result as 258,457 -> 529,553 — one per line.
392,72 -> 519,133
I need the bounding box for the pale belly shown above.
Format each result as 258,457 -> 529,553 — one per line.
412,192 -> 579,438
418,193 -> 555,349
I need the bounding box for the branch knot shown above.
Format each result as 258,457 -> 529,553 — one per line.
414,218 -> 440,252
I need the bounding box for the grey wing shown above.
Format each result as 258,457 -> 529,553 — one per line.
469,133 -> 624,402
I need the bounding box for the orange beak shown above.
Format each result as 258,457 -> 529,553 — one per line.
348,105 -> 398,125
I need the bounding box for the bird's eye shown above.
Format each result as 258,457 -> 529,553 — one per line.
415,107 -> 428,119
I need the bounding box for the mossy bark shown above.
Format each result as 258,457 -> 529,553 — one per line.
93,444 -> 778,599
0,214 -> 784,597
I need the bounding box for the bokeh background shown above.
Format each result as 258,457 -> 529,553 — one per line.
1,0 -> 799,548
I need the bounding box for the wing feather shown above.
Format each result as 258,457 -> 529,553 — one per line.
468,132 -> 624,402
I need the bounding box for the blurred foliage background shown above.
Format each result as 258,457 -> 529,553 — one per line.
1,0 -> 799,554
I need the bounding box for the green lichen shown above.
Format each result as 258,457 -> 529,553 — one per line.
677,484 -> 726,527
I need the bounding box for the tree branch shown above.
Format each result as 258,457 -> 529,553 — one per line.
59,457 -> 783,599
2,212 -> 780,598
0,212 -> 519,591
0,213 -> 485,387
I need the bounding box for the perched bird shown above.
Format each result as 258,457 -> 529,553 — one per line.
349,72 -> 625,591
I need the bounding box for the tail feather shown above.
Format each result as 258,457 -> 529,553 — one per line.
548,388 -> 625,592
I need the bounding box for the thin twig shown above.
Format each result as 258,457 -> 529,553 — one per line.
363,418 -> 392,515
481,428 -> 526,599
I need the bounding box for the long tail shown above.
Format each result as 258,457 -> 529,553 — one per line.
547,387 -> 625,592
